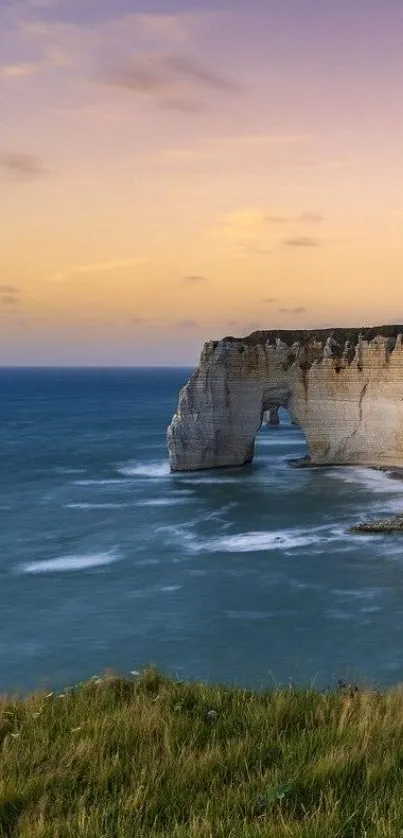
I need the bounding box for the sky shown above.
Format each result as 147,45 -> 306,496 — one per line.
1,0 -> 403,365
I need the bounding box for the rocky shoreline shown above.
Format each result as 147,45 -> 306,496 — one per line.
350,515 -> 403,534
285,460 -> 403,533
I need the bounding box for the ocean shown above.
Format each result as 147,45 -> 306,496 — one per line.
2,366 -> 403,694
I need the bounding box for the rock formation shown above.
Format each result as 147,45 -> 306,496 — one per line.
167,326 -> 403,471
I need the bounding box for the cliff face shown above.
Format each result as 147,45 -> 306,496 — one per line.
167,327 -> 403,471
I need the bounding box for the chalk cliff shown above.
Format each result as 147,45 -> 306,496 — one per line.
167,326 -> 403,471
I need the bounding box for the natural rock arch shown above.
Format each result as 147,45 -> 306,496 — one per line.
167,327 -> 403,472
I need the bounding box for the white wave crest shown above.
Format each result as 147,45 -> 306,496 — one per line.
328,467 -> 403,494
20,550 -> 120,574
74,479 -> 129,486
137,498 -> 192,507
117,461 -> 170,478
207,530 -> 324,553
66,503 -> 125,510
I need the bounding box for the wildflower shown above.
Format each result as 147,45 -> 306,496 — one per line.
10,733 -> 20,739
58,694 -> 66,698
206,709 -> 218,723
45,692 -> 53,698
71,727 -> 82,733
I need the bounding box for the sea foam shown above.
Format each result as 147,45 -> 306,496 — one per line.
137,498 -> 192,507
19,550 -> 120,574
327,467 -> 403,494
117,461 -> 171,478
161,524 -> 339,555
66,503 -> 126,510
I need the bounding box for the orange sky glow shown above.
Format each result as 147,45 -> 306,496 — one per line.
1,0 -> 403,364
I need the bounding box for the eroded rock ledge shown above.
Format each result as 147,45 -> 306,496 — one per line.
167,326 -> 403,471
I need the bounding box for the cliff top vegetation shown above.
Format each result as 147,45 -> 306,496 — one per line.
0,667 -> 402,836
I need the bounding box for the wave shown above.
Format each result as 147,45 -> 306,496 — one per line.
74,479 -> 130,486
327,467 -> 403,494
206,529 -> 325,553
66,503 -> 126,510
160,523 -> 343,555
137,498 -> 192,507
117,461 -> 171,478
19,549 -> 120,574
330,587 -> 382,601
180,476 -> 241,485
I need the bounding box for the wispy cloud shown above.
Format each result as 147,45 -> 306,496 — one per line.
261,297 -> 279,303
0,152 -> 51,179
283,236 -> 320,248
104,52 -> 240,112
278,306 -> 306,314
298,212 -> 324,223
1,295 -> 20,305
182,275 -> 207,284
177,319 -> 198,328
0,62 -> 40,77
0,285 -> 21,294
50,258 -> 147,282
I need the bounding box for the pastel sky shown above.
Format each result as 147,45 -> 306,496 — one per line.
1,0 -> 403,365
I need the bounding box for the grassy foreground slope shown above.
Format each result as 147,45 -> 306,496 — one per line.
0,668 -> 402,837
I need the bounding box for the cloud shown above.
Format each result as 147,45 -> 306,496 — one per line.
104,52 -> 240,111
130,316 -> 146,325
278,306 -> 306,314
1,295 -> 20,305
182,275 -> 207,284
0,152 -> 51,179
0,62 -> 40,77
283,236 -> 320,248
161,55 -> 238,94
261,297 -> 279,303
0,285 -> 21,293
50,258 -> 147,281
177,319 -> 198,328
298,212 -> 324,223
265,212 -> 323,225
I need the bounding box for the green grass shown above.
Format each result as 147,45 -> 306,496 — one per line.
1,668 -> 403,836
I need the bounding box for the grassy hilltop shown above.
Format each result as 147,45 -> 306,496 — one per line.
0,668 -> 402,837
